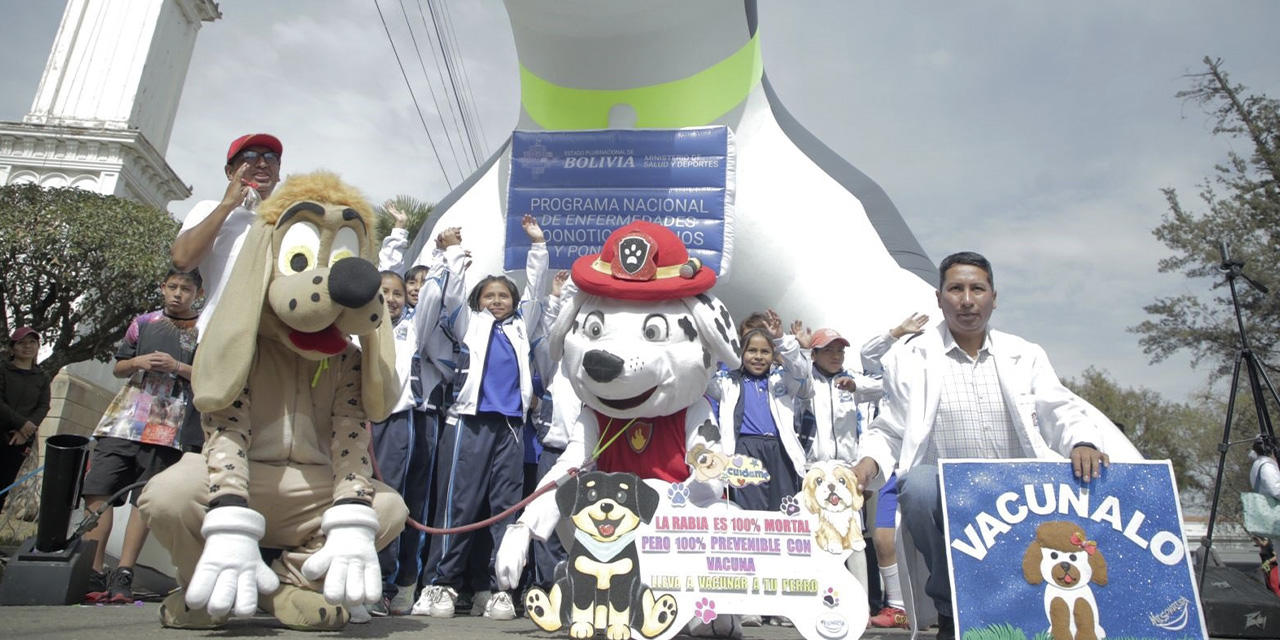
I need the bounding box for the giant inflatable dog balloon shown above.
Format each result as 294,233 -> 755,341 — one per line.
138,172 -> 408,631
407,0 -> 937,349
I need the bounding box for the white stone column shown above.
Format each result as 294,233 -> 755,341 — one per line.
0,0 -> 220,209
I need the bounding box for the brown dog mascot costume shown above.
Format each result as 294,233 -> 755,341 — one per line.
138,171 -> 407,630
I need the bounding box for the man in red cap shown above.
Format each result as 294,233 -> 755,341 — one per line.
171,133 -> 283,337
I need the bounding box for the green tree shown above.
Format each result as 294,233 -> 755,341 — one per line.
0,183 -> 179,376
1131,58 -> 1280,497
1064,368 -> 1231,516
374,194 -> 435,248
1133,57 -> 1280,383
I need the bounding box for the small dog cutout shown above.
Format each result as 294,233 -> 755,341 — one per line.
801,461 -> 865,554
1022,521 -> 1108,640
525,471 -> 677,639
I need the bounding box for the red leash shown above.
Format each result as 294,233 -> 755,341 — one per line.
366,429 -> 583,535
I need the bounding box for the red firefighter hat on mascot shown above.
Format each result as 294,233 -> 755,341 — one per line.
572,221 -> 716,300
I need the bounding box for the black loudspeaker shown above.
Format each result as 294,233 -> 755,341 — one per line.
36,434 -> 90,552
0,537 -> 97,605
0,434 -> 94,606
1201,565 -> 1280,638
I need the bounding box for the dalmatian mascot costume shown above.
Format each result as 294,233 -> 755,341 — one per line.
496,220 -> 741,636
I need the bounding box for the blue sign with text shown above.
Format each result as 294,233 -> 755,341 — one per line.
506,127 -> 731,272
940,460 -> 1207,640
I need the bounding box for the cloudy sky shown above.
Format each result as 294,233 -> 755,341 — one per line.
3,0 -> 1279,404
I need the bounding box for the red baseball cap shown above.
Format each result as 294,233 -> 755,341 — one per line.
9,327 -> 40,344
226,133 -> 282,163
810,328 -> 850,350
571,221 -> 716,301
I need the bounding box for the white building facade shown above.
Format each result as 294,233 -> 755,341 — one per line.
0,0 -> 220,209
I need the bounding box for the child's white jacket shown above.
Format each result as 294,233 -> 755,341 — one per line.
439,242 -> 550,422
410,247 -> 463,412
707,334 -> 813,474
386,314 -> 418,414
805,367 -> 881,465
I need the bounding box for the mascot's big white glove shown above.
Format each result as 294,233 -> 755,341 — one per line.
495,522 -> 533,591
187,506 -> 280,617
300,504 -> 381,608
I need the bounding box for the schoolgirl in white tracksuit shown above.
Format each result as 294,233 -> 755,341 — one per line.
420,219 -> 550,620
707,320 -> 813,511
368,271 -> 426,611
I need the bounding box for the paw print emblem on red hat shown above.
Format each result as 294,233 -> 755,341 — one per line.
614,232 -> 657,281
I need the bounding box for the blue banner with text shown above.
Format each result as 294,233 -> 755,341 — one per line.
506,127 -> 730,272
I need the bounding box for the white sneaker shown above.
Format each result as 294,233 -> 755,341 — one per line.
484,591 -> 517,621
389,587 -> 415,616
412,585 -> 457,618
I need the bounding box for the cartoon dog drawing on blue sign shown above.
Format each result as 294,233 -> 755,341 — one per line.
1022,521 -> 1108,640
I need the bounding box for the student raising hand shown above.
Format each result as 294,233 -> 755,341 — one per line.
522,214 -> 545,243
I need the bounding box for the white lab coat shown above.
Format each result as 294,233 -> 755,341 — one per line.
859,324 -> 1139,487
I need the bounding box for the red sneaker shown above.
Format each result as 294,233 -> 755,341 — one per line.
104,567 -> 135,605
868,605 -> 910,629
83,568 -> 110,604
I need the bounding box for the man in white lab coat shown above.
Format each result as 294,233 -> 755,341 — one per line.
851,251 -> 1112,640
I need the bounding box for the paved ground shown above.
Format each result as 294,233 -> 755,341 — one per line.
0,603 -> 921,640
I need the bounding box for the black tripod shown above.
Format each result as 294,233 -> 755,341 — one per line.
1199,241 -> 1280,587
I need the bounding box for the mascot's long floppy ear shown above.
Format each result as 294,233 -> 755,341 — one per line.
802,470 -> 822,515
635,478 -> 660,523
356,189 -> 396,423
192,218 -> 274,413
685,292 -> 740,370
359,317 -> 398,423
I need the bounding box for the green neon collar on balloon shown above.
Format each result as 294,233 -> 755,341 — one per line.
519,31 -> 763,130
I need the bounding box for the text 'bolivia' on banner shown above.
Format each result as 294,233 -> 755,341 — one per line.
505,126 -> 735,273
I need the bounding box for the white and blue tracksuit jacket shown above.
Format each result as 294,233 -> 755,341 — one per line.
438,242 -> 550,422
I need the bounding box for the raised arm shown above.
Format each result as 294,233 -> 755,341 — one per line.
435,227 -> 472,344
172,165 -> 252,271
377,201 -> 409,273
772,311 -> 813,401
860,313 -> 928,374
518,214 -> 551,322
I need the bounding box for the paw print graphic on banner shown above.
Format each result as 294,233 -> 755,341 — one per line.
693,597 -> 717,623
779,494 -> 801,516
822,587 -> 839,608
667,482 -> 690,507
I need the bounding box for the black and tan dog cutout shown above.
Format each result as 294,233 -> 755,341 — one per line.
525,471 -> 678,639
